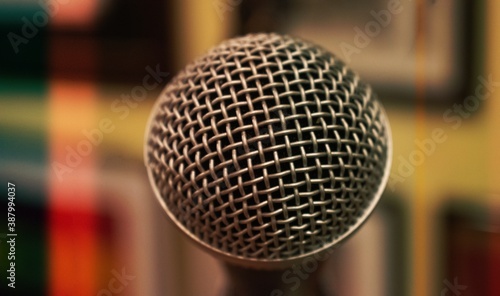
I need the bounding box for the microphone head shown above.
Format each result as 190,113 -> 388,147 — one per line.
145,33 -> 392,268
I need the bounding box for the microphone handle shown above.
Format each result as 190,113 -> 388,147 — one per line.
221,262 -> 330,296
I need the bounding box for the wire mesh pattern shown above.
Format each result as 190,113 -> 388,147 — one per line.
145,33 -> 390,261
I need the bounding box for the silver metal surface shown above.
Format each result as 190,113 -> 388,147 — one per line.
145,33 -> 392,268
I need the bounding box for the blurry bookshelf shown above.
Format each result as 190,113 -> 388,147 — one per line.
238,0 -> 484,106
438,199 -> 500,296
0,0 -> 497,295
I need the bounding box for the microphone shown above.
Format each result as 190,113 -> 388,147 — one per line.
144,33 -> 392,295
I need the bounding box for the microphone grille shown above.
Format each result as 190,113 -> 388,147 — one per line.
145,33 -> 391,265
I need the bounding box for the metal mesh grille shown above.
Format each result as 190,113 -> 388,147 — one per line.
145,33 -> 390,261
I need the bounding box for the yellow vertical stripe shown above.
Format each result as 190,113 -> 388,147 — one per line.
414,0 -> 427,296
487,0 -> 500,198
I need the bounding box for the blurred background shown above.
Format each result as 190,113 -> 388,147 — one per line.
0,0 -> 499,295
